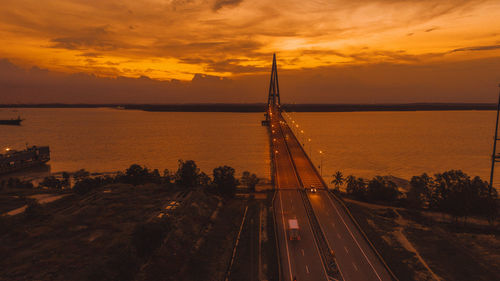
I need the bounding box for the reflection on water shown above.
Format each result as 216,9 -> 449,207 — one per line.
1,108 -> 497,186
286,111 -> 498,185
0,108 -> 271,178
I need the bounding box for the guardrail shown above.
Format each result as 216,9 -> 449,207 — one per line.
271,189 -> 283,281
277,117 -> 342,281
298,189 -> 342,280
327,191 -> 400,281
270,123 -> 283,281
224,205 -> 249,281
281,113 -> 399,281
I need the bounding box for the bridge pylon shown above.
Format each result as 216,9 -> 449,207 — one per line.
262,53 -> 281,126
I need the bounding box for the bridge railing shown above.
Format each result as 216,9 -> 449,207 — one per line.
269,120 -> 283,281
276,113 -> 342,281
280,111 -> 400,281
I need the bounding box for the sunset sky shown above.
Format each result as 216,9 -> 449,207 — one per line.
1,0 -> 500,103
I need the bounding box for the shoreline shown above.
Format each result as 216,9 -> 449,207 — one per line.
0,103 -> 496,112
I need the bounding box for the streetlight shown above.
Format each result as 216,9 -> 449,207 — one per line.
319,150 -> 324,179
300,130 -> 304,146
308,138 -> 312,156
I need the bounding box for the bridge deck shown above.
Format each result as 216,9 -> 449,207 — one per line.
271,111 -> 329,281
271,110 -> 394,281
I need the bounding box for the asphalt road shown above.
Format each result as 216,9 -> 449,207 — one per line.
270,111 -> 329,281
278,113 -> 394,281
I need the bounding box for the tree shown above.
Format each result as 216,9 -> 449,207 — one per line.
175,160 -> 200,188
213,166 -> 239,197
39,176 -> 63,189
73,169 -> 90,182
331,171 -> 344,192
241,171 -> 259,192
62,172 -> 71,189
2,178 -> 33,189
432,170 -> 470,221
408,173 -> 432,208
346,175 -> 366,200
73,177 -> 98,195
197,172 -> 211,188
366,176 -> 400,202
163,169 -> 173,184
124,164 -> 151,186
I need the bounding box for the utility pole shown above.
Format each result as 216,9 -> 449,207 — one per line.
489,84 -> 500,194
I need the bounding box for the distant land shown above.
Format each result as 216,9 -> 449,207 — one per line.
0,103 -> 497,112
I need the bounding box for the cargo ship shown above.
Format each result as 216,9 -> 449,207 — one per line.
0,116 -> 23,125
0,146 -> 50,175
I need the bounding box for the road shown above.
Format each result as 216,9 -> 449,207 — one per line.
270,111 -> 329,281
278,112 -> 394,281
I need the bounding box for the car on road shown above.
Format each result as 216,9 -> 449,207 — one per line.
288,219 -> 300,240
309,185 -> 317,193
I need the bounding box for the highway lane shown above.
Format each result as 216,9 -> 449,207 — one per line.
278,114 -> 394,281
270,111 -> 329,281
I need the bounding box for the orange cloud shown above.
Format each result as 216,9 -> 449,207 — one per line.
0,0 -> 499,103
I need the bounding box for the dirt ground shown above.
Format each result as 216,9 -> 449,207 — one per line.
0,183 -> 249,281
344,198 -> 500,281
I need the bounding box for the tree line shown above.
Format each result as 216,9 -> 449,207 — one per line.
331,170 -> 498,224
0,160 -> 260,198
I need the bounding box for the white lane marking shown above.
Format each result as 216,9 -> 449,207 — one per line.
353,262 -> 359,271
326,194 -> 384,281
301,249 -> 305,256
280,145 -> 330,279
277,162 -> 294,281
306,265 -> 310,274
344,246 -> 349,254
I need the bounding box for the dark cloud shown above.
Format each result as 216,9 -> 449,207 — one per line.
205,59 -> 266,73
49,26 -> 133,51
425,27 -> 439,32
450,44 -> 500,53
213,0 -> 244,11
77,52 -> 103,58
1,57 -> 500,104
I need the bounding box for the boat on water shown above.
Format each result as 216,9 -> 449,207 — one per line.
0,146 -> 50,175
0,116 -> 24,125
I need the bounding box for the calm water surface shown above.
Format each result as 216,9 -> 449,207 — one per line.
1,108 -> 498,185
0,108 -> 271,178
285,111 -> 498,184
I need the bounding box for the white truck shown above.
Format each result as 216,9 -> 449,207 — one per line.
288,219 -> 300,240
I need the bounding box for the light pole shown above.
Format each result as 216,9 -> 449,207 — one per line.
319,150 -> 324,179
308,138 -> 312,156
300,130 -> 304,146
